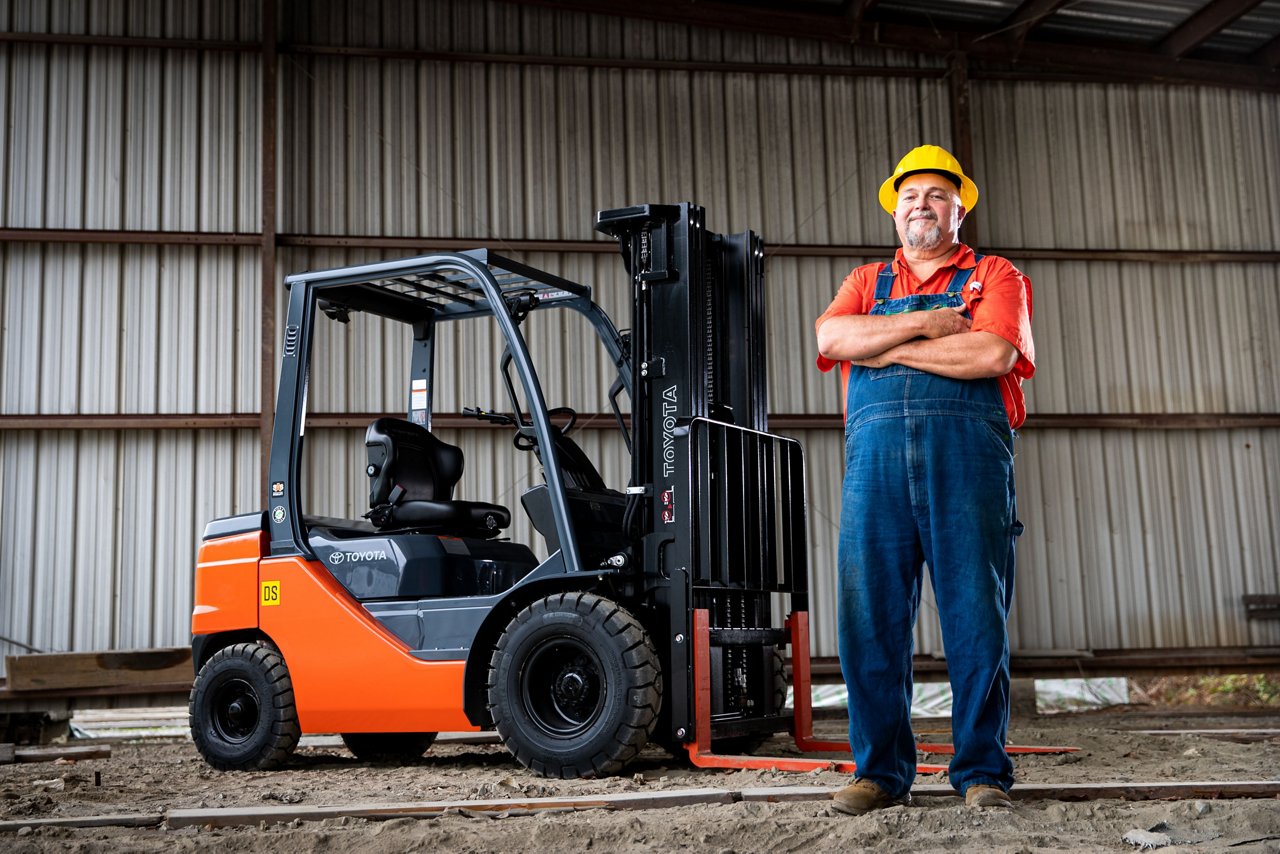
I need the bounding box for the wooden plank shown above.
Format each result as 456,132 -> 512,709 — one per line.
740,785 -> 832,802
15,744 -> 112,763
0,742 -> 14,764
0,813 -> 163,832
743,781 -> 1280,802
1125,729 -> 1280,743
166,788 -> 737,829
4,649 -> 192,692
4,781 -> 1279,833
916,781 -> 1280,801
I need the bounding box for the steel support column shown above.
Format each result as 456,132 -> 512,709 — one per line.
260,0 -> 280,506
947,51 -> 977,246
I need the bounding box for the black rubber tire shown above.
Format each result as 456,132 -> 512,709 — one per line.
189,642 -> 301,771
488,592 -> 661,779
341,732 -> 438,763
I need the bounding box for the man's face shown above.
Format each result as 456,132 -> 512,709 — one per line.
893,173 -> 966,251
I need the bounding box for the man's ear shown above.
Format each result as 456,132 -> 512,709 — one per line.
955,205 -> 968,225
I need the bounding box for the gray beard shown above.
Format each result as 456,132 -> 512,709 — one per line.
905,220 -> 943,250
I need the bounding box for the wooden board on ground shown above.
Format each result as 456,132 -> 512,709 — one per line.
15,744 -> 111,763
5,780 -> 1280,832
913,780 -> 1280,802
0,813 -> 163,832
166,788 -> 738,828
4,648 -> 192,693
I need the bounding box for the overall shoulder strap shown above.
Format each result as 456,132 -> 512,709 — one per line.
873,262 -> 895,304
946,254 -> 985,295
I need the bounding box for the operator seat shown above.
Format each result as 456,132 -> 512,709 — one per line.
364,417 -> 511,538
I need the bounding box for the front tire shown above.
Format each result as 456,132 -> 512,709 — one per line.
488,592 -> 661,778
189,642 -> 300,771
341,732 -> 437,763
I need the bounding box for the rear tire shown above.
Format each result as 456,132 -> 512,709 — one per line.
190,642 -> 300,771
488,592 -> 661,778
341,732 -> 437,763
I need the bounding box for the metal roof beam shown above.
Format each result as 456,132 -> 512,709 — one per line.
498,0 -> 1280,91
504,0 -> 855,42
1252,32 -> 1280,67
866,20 -> 1280,90
1156,0 -> 1265,58
998,0 -> 1075,50
846,0 -> 885,29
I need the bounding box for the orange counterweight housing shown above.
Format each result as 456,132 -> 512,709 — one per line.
192,531 -> 266,635
256,555 -> 477,735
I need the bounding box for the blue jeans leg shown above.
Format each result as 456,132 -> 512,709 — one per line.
837,416 -> 923,799
917,414 -> 1017,793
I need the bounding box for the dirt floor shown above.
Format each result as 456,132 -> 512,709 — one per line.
3,707 -> 1279,852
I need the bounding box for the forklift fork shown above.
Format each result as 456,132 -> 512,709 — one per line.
684,609 -> 1075,774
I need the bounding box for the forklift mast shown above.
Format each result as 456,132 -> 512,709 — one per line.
598,204 -> 808,746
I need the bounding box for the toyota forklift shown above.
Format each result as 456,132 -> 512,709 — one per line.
188,203 -> 871,779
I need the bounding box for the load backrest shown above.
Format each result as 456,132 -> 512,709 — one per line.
365,417 -> 465,507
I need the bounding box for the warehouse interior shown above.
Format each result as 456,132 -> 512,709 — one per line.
0,0 -> 1278,847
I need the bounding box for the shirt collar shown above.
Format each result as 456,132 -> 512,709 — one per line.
892,243 -> 975,276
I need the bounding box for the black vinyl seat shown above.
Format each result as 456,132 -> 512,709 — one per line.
365,417 -> 511,537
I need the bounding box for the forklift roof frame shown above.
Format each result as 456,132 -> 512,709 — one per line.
267,248 -> 632,580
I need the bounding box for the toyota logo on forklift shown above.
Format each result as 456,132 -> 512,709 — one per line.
328,549 -> 387,565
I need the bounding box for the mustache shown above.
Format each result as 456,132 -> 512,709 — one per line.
908,212 -> 938,222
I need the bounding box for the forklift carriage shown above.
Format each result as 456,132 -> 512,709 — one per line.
189,204 -> 813,778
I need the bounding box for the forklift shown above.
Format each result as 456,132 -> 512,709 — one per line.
189,203 -> 822,778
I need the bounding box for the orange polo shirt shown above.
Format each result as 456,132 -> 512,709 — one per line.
815,244 -> 1035,428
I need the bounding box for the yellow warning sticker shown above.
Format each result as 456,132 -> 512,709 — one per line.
260,581 -> 281,607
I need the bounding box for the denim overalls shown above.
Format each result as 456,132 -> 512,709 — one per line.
836,260 -> 1019,797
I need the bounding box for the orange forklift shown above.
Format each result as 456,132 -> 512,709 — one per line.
190,204 -> 857,778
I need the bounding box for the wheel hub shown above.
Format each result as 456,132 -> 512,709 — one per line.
211,678 -> 260,743
522,638 -> 605,737
555,667 -> 588,705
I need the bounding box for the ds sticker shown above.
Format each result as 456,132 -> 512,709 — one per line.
261,581 -> 281,607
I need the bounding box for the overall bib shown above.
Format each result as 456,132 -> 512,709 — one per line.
836,260 -> 1020,797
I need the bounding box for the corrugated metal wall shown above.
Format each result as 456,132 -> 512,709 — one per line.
2,0 -> 1277,677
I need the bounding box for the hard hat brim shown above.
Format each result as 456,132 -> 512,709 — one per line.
879,170 -> 979,214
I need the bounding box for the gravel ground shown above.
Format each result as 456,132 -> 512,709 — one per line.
2,707 -> 1279,852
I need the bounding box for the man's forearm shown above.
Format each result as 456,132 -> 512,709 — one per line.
816,313 -> 931,361
866,331 -> 1017,379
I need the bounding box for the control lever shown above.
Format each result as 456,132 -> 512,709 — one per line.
463,406 -> 516,426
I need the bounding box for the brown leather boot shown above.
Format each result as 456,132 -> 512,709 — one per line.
964,784 -> 1013,808
831,778 -> 912,815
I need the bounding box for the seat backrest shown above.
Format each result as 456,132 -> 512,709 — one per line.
365,418 -> 465,506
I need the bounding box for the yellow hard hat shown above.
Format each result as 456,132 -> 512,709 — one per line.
878,145 -> 979,214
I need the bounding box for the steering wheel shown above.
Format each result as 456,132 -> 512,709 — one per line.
511,406 -> 579,452
547,406 -> 578,436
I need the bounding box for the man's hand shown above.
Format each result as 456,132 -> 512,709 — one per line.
819,307 -> 964,362
875,330 -> 1018,379
920,306 -> 971,338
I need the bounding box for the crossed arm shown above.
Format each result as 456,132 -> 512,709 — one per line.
816,309 -> 1017,380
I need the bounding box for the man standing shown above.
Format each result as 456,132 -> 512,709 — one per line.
815,145 -> 1035,813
